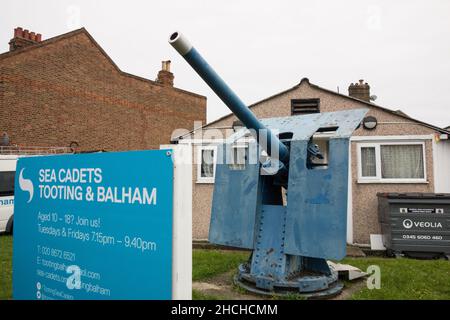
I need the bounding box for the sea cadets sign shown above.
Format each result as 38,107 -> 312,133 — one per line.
13,150 -> 173,300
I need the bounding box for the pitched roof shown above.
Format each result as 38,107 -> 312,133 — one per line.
176,77 -> 448,140
0,27 -> 206,99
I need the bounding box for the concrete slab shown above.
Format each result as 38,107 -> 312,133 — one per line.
328,261 -> 367,281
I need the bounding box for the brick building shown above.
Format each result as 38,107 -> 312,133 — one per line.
0,27 -> 206,152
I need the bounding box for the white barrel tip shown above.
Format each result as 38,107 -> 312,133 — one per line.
168,31 -> 193,56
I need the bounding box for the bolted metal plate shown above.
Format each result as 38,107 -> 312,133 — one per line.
250,205 -> 287,281
209,143 -> 261,249
227,109 -> 368,143
284,139 -> 350,260
235,269 -> 343,299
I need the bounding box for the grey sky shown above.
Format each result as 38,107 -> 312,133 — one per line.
1,0 -> 449,128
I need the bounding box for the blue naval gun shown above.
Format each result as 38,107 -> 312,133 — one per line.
169,32 -> 367,297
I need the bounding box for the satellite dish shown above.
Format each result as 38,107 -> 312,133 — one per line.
370,95 -> 377,101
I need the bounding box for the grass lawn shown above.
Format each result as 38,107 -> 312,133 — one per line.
0,235 -> 12,300
1,239 -> 449,300
193,249 -> 450,300
341,257 -> 450,300
193,249 -> 249,281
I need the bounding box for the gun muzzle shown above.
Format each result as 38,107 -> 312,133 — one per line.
169,31 -> 290,165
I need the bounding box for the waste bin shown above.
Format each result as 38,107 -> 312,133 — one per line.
377,193 -> 450,259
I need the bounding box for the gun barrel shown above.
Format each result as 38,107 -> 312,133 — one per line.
169,31 -> 290,164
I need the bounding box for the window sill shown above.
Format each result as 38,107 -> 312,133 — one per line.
357,179 -> 429,184
196,179 -> 215,184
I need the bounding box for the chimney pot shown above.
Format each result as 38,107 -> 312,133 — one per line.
14,27 -> 23,37
162,60 -> 171,72
30,32 -> 36,41
348,79 -> 371,102
23,29 -> 29,38
36,33 -> 42,42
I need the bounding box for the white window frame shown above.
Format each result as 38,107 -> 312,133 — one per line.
357,141 -> 427,184
196,145 -> 217,184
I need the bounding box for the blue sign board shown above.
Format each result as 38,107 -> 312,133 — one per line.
13,150 -> 173,300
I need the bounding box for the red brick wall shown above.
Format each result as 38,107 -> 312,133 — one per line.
0,31 -> 206,152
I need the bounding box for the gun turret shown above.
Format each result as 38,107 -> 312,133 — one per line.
169,31 -> 368,298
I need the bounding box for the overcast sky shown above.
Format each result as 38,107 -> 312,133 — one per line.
1,0 -> 449,128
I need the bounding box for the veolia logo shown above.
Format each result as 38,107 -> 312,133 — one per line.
403,219 -> 413,229
19,168 -> 34,203
402,219 -> 442,229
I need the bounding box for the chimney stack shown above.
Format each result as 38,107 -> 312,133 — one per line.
156,60 -> 174,87
9,27 -> 42,52
348,79 -> 370,102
